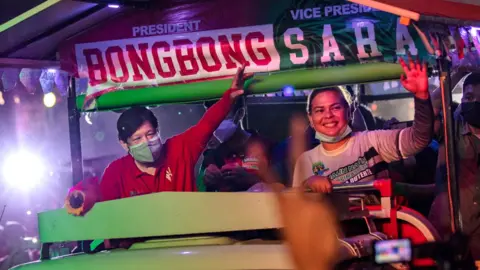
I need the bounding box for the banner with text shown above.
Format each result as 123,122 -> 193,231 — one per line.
59,0 -> 429,103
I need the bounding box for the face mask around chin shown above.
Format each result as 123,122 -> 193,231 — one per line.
461,101 -> 480,128
214,119 -> 237,143
128,137 -> 162,163
315,125 -> 352,143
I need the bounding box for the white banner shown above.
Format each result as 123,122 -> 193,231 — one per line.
75,24 -> 281,96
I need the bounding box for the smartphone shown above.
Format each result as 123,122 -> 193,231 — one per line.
373,239 -> 412,264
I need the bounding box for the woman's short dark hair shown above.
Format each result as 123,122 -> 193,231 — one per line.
117,106 -> 158,142
306,86 -> 351,114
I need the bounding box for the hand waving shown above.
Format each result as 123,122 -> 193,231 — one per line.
256,115 -> 340,270
399,53 -> 429,100
228,64 -> 248,101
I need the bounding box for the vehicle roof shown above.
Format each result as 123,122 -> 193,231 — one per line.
12,244 -> 293,270
39,192 -> 282,243
1,0 -> 479,64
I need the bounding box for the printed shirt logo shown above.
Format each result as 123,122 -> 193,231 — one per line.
312,161 -> 329,176
328,156 -> 373,184
166,167 -> 173,182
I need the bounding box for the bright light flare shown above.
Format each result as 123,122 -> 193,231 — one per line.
471,27 -> 480,37
43,92 -> 56,108
108,4 -> 120,8
2,151 -> 45,191
23,237 -> 38,244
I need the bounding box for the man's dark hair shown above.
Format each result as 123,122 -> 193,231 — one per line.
117,106 -> 158,142
463,72 -> 480,88
306,86 -> 351,114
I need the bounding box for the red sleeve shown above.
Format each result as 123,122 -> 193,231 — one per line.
65,162 -> 122,215
99,163 -> 122,202
66,177 -> 101,215
182,89 -> 233,160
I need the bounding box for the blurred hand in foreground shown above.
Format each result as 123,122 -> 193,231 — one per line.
256,114 -> 339,270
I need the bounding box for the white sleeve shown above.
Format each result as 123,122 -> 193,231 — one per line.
292,152 -> 314,187
367,97 -> 433,163
366,129 -> 402,163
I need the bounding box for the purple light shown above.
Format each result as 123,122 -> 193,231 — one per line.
108,4 -> 120,8
471,27 -> 480,37
283,85 -> 295,96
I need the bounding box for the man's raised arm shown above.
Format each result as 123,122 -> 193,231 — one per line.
183,65 -> 248,160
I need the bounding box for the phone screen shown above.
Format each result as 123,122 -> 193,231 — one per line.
374,239 -> 412,264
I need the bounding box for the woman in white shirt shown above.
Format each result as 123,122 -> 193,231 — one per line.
293,57 -> 433,193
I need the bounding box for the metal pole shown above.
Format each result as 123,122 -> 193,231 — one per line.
353,84 -> 360,106
437,54 -> 462,233
67,76 -> 83,186
358,84 -> 366,105
242,95 -> 249,130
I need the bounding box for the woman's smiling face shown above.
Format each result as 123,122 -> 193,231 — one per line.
308,90 -> 349,137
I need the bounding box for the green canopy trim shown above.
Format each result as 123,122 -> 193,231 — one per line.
76,62 -> 403,112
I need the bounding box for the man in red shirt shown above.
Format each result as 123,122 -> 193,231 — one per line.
67,66 -> 247,211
